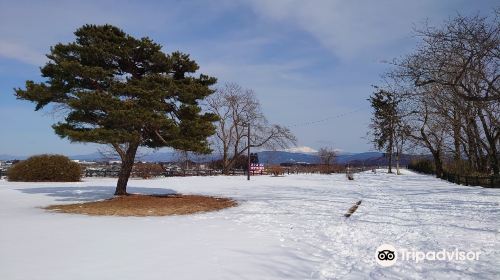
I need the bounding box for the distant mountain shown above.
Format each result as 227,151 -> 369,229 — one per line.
256,151 -> 385,165
70,151 -> 179,162
0,150 -> 418,166
70,152 -> 109,161
71,151 -> 218,163
0,154 -> 28,160
0,151 -> 212,162
138,152 -> 218,163
283,146 -> 318,154
257,151 -> 320,164
336,152 -> 384,164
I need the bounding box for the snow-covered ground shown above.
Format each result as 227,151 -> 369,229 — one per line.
0,169 -> 499,280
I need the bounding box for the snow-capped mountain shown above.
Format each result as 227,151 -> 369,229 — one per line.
284,146 -> 318,154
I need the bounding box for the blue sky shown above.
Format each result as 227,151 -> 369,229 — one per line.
0,0 -> 497,156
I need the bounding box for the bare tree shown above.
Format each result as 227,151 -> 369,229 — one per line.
406,13 -> 499,175
394,122 -> 411,175
318,147 -> 337,166
173,149 -> 191,171
407,87 -> 448,177
380,12 -> 500,177
206,83 -> 297,174
404,13 -> 500,102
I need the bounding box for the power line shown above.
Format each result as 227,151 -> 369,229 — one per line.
288,106 -> 368,128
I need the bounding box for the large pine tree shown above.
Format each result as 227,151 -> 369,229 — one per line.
16,24 -> 218,195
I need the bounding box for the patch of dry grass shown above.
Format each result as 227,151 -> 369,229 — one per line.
44,194 -> 237,216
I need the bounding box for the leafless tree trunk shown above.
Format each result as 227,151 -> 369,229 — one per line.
318,147 -> 336,173
382,12 -> 499,177
206,83 -> 296,174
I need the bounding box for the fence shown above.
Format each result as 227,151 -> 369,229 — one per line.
82,166 -> 371,178
163,169 -> 268,177
408,166 -> 500,188
84,168 -> 241,178
1,165 -> 375,180
282,166 -> 372,175
441,171 -> 500,188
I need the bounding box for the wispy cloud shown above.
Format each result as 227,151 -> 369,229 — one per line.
0,41 -> 46,65
243,0 -> 476,60
0,0 -> 178,65
0,0 -> 496,154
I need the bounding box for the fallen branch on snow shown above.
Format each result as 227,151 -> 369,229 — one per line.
344,200 -> 362,218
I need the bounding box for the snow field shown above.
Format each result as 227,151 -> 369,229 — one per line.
0,169 -> 498,279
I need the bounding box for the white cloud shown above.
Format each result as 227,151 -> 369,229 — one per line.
0,41 -> 46,65
0,0 -> 178,65
244,0 -> 447,59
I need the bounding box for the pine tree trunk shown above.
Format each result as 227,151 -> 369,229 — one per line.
387,141 -> 393,174
115,143 -> 139,195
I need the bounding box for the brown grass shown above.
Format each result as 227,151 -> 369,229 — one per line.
44,194 -> 237,216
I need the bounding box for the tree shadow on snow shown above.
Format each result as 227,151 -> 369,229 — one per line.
17,186 -> 177,202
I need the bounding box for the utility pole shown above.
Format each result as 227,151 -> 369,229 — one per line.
247,123 -> 251,181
